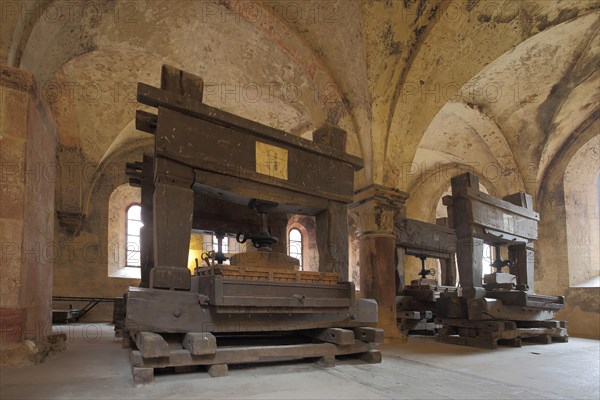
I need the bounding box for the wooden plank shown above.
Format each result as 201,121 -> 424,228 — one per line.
465,187 -> 539,221
126,287 -> 374,333
305,328 -> 356,345
193,169 -> 330,215
396,218 -> 456,254
353,327 -> 384,344
161,64 -> 204,101
138,82 -> 364,170
130,341 -> 370,368
470,200 -> 538,240
182,332 -> 217,355
436,318 -> 505,331
135,110 -> 157,134
155,107 -> 355,203
525,334 -> 552,344
436,333 -> 498,350
133,332 -> 170,358
516,320 -> 561,328
218,296 -> 351,308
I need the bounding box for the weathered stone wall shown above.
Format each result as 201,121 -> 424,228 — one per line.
1,65 -> 58,364
52,146 -> 149,322
538,120 -> 600,339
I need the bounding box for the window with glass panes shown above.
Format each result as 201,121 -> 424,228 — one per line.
126,204 -> 143,267
212,234 -> 228,253
288,228 -> 302,270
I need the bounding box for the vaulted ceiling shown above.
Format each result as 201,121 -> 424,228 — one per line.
3,0 -> 598,211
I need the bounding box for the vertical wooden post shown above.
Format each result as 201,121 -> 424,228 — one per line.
150,181 -> 194,290
456,237 -> 484,289
450,173 -> 485,297
509,243 -> 535,292
149,65 -> 204,290
316,201 -> 349,280
139,154 -> 154,288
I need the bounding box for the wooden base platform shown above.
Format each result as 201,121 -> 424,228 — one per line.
435,318 -> 568,349
397,310 -> 439,336
127,327 -> 383,384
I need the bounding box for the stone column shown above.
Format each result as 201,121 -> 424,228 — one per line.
0,65 -> 60,365
350,185 -> 409,340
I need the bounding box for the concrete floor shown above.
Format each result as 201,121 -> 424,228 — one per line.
1,324 -> 598,400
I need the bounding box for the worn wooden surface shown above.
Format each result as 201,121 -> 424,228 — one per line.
312,123 -> 347,152
196,275 -> 353,310
436,318 -> 568,349
304,328 -> 356,345
395,218 -> 456,254
161,64 -> 204,101
155,107 -> 355,203
197,264 -> 339,285
316,201 -> 349,279
151,182 -> 194,290
133,331 -> 170,358
138,81 -> 363,170
509,243 -> 535,291
126,286 -> 377,333
131,341 -> 372,369
353,327 -> 384,344
182,332 -> 217,355
455,237 -> 484,290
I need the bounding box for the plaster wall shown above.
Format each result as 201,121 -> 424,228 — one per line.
52,149 -> 144,322
537,121 -> 599,339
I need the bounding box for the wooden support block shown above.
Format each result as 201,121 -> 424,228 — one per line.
134,332 -> 170,358
136,110 -> 157,134
132,367 -> 154,385
317,355 -> 336,367
397,311 -> 421,320
552,335 -> 569,343
208,364 -> 228,377
436,333 -> 498,350
182,332 -> 216,355
516,320 -> 560,329
353,327 -> 384,344
500,338 -> 522,347
527,334 -> 552,344
306,328 -> 355,345
358,349 -> 382,364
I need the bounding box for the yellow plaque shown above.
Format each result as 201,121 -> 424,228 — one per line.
255,141 -> 288,180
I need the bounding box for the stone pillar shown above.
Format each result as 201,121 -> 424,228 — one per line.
1,65 -> 60,365
350,185 -> 409,340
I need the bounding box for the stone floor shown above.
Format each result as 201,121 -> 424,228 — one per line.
1,324 -> 598,400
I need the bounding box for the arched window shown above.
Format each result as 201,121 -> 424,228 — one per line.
288,228 -> 303,270
126,204 -> 143,267
212,234 -> 229,253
